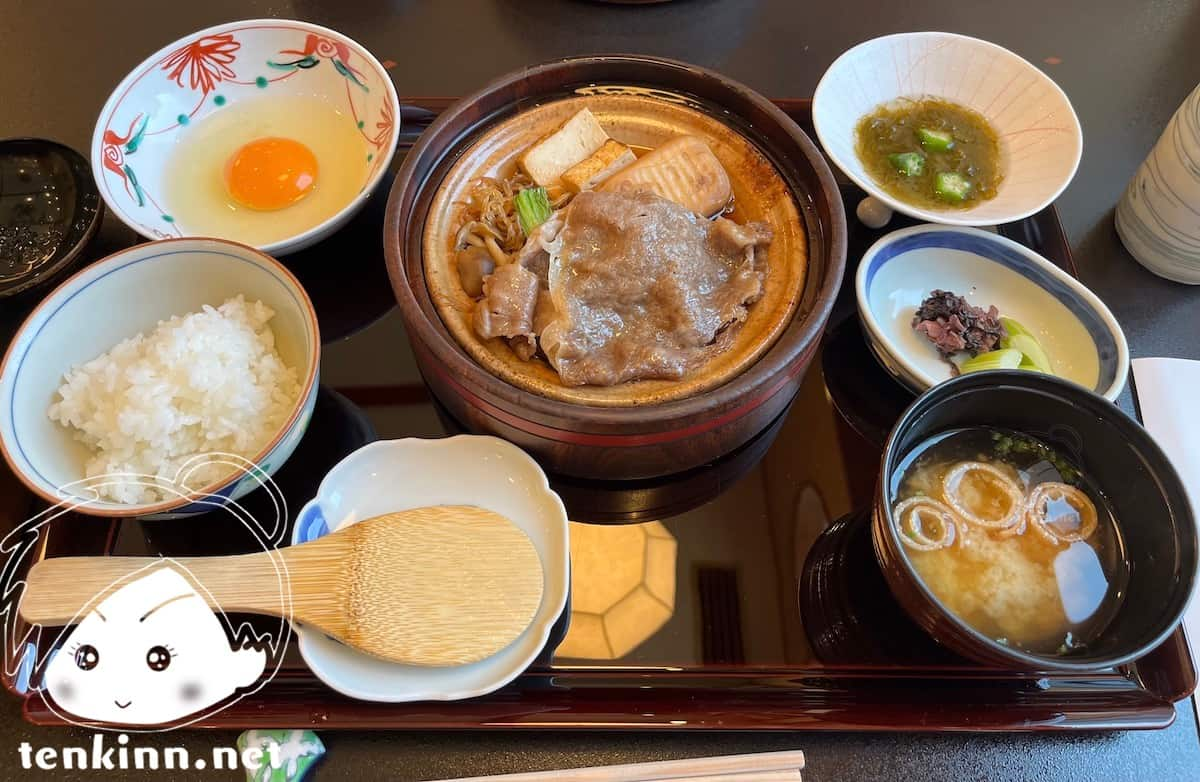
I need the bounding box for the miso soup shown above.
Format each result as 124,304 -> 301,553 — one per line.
888,428 -> 1127,656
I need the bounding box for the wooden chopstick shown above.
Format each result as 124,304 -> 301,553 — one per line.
663,772 -> 801,782
433,750 -> 805,782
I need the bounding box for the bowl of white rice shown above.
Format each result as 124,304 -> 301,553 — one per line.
0,237 -> 320,518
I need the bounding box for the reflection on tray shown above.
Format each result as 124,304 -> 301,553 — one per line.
537,364 -> 868,667
436,395 -> 789,524
821,315 -> 915,448
286,171 -> 399,344
800,508 -> 957,665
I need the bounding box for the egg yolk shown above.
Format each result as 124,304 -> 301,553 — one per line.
224,137 -> 318,211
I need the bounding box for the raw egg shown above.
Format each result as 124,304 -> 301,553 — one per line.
224,137 -> 318,211
164,95 -> 369,246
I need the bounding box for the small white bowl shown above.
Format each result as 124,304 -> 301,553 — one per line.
291,436 -> 570,702
856,225 -> 1129,401
0,238 -> 320,518
813,32 -> 1082,226
92,19 -> 401,255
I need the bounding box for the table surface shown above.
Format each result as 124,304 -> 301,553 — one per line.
2,0 -> 1200,779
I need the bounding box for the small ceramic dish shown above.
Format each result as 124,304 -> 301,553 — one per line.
0,139 -> 103,298
91,19 -> 400,255
874,371 -> 1197,671
813,32 -> 1082,226
856,225 -> 1128,401
291,436 -> 570,702
0,237 -> 320,519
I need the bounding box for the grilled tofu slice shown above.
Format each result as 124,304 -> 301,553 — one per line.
518,108 -> 610,187
600,135 -> 732,217
561,140 -> 637,193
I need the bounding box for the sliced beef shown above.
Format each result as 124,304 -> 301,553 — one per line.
512,212 -> 563,288
473,262 -> 540,341
538,189 -> 772,387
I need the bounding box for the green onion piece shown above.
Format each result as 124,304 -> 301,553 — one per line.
1000,316 -> 1034,339
935,172 -> 972,202
998,318 -> 1054,374
960,348 -> 1022,375
888,151 -> 926,177
515,187 -> 552,236
918,127 -> 955,151
1004,334 -> 1053,373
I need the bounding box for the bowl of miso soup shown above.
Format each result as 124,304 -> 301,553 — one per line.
874,371 -> 1196,671
813,32 -> 1083,226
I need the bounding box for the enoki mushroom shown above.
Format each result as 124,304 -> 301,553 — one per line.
457,174 -> 572,262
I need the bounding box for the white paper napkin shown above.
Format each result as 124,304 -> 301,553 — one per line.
1131,358 -> 1200,672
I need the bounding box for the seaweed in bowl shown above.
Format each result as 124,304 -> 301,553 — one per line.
855,97 -> 1004,210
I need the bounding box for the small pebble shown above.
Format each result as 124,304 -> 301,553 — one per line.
856,196 -> 894,229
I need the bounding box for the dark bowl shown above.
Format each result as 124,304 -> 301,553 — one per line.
383,54 -> 847,479
0,138 -> 102,299
874,370 -> 1197,671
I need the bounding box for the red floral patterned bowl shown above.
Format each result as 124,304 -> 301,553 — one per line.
91,19 -> 400,255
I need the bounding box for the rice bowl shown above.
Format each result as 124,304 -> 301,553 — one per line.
0,237 -> 320,519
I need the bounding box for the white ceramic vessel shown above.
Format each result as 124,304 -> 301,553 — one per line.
0,238 -> 321,518
813,32 -> 1082,226
1116,82 -> 1200,284
291,436 -> 571,702
857,225 -> 1129,401
92,19 -> 400,255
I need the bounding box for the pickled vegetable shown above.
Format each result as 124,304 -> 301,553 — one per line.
960,348 -> 1023,374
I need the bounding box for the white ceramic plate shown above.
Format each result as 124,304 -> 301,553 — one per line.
856,225 -> 1129,401
813,31 -> 1082,226
291,436 -> 570,702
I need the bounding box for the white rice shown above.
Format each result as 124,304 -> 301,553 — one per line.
47,295 -> 302,505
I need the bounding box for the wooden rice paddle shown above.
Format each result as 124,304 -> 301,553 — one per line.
19,506 -> 544,667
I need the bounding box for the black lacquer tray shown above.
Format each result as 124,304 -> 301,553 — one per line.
3,98 -> 1192,732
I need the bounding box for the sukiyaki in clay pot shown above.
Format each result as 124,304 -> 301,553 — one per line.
385,55 -> 846,479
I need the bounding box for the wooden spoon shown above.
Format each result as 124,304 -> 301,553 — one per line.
19,506 -> 544,667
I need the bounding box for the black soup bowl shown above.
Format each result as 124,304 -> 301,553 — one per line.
873,370 -> 1197,672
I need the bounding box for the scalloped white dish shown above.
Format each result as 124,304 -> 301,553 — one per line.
290,436 -> 569,702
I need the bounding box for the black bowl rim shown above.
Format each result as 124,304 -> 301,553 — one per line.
0,137 -> 104,298
877,369 -> 1198,672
